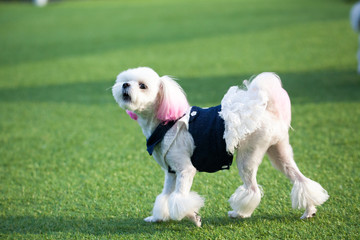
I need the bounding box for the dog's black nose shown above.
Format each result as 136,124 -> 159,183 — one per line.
123,83 -> 130,89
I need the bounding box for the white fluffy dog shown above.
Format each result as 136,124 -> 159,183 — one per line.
112,67 -> 329,227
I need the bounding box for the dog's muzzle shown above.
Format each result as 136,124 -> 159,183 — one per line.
122,83 -> 131,102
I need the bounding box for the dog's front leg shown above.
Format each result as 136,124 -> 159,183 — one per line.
168,167 -> 204,227
144,170 -> 176,223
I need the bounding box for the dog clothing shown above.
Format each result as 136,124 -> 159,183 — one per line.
147,105 -> 233,173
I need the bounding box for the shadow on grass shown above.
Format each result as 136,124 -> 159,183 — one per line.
0,69 -> 359,106
0,81 -> 115,106
0,215 -> 155,235
182,69 -> 360,105
0,213 -> 301,235
204,212 -> 300,227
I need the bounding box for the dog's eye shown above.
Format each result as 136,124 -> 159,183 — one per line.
139,83 -> 147,90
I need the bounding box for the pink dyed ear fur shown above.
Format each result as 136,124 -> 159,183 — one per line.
126,110 -> 138,121
157,76 -> 190,122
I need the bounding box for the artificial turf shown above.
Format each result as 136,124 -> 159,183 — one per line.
0,0 -> 359,239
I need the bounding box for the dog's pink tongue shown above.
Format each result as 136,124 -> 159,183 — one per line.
126,110 -> 138,120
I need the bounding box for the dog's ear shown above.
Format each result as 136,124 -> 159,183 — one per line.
157,76 -> 189,122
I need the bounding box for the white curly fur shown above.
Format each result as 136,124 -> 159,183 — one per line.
112,67 -> 329,227
220,80 -> 268,154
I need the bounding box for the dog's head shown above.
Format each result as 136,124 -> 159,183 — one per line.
112,67 -> 189,122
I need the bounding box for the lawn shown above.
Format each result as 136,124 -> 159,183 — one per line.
0,0 -> 359,239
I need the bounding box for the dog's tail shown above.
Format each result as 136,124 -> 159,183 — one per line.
220,72 -> 290,154
249,72 -> 291,127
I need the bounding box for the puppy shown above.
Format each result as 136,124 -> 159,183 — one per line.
112,67 -> 329,227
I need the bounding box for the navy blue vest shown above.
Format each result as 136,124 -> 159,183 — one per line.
147,105 -> 233,173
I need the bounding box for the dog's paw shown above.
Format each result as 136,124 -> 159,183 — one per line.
188,212 -> 202,227
300,206 -> 317,219
144,216 -> 161,223
228,211 -> 251,219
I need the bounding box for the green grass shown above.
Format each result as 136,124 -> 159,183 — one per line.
0,0 -> 359,239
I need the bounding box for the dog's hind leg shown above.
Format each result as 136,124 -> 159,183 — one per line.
144,171 -> 176,222
267,135 -> 329,219
168,166 -> 204,227
228,143 -> 268,219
